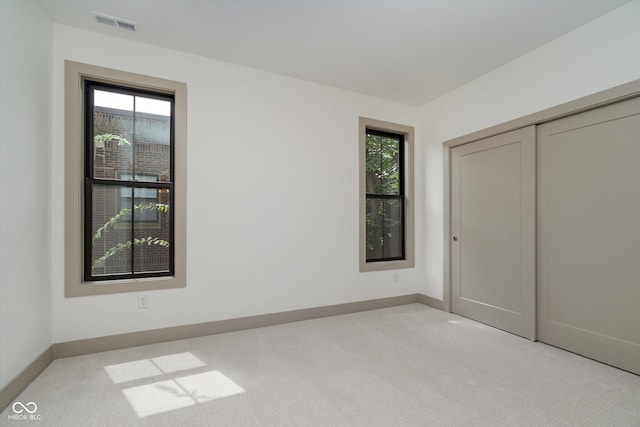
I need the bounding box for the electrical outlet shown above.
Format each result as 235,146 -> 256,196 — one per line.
394,273 -> 400,283
137,296 -> 149,309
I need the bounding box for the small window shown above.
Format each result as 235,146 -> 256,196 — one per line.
359,117 -> 414,272
365,129 -> 405,261
65,61 -> 187,297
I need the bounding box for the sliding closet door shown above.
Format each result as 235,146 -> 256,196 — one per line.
451,127 -> 535,340
538,96 -> 640,375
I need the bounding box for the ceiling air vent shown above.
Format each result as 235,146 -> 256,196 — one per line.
116,20 -> 136,32
93,13 -> 137,32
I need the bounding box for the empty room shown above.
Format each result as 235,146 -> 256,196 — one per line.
1,0 -> 639,425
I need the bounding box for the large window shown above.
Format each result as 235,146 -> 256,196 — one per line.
359,117 -> 414,272
85,82 -> 174,281
65,61 -> 187,296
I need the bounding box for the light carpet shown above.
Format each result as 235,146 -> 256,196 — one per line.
2,304 -> 639,426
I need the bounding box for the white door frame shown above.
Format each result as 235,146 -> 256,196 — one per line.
442,80 -> 640,314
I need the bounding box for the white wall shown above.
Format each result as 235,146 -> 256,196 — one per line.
0,1 -> 53,389
418,1 -> 640,299
5,0 -> 636,358
51,24 -> 422,342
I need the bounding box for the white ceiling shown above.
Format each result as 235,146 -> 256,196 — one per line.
39,0 -> 629,106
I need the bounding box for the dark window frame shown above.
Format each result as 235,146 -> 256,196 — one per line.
365,128 -> 406,262
83,80 -> 175,282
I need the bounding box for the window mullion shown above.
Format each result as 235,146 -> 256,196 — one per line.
378,137 -> 383,195
84,177 -> 93,281
131,97 -> 137,276
91,179 -> 170,189
381,197 -> 386,258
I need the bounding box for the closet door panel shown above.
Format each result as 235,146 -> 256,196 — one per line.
452,126 -> 535,340
538,96 -> 640,374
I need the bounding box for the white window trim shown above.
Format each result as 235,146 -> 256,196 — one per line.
64,61 -> 187,297
359,117 -> 415,272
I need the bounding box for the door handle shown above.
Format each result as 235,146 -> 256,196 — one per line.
453,236 -> 458,242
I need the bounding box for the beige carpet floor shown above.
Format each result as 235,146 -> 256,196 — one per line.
2,304 -> 639,426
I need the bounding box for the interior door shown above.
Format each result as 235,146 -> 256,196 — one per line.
537,96 -> 640,375
451,126 -> 535,340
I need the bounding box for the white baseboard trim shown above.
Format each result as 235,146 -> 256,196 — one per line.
0,346 -> 53,414
53,294 -> 427,358
417,293 -> 445,311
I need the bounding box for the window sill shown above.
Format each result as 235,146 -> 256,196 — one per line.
66,275 -> 185,297
359,259 -> 415,273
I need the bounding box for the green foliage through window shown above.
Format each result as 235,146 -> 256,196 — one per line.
366,134 -> 400,195
91,201 -> 170,269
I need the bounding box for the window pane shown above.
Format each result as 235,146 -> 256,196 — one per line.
380,136 -> 400,195
91,185 -> 132,276
95,89 -> 134,110
135,96 -> 171,180
134,188 -> 171,274
366,134 -> 382,194
366,198 -> 384,260
365,133 -> 400,195
136,96 -> 171,116
383,198 -> 403,259
93,90 -> 134,180
366,197 -> 403,260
